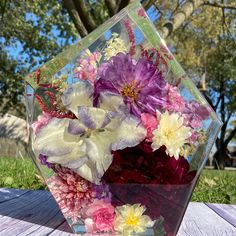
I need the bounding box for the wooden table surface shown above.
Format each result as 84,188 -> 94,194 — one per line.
0,188 -> 235,236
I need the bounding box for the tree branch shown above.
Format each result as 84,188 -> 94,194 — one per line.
142,0 -> 157,10
203,1 -> 236,10
0,0 -> 7,22
73,0 -> 97,33
219,81 -> 225,123
159,0 -> 204,39
225,112 -> 233,125
104,0 -> 117,16
62,0 -> 88,37
213,94 -> 221,110
224,126 -> 236,146
118,0 -> 131,11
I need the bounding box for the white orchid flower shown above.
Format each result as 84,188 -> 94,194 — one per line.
33,82 -> 146,184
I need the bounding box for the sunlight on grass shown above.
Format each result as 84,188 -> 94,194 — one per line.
192,169 -> 236,204
0,157 -> 46,190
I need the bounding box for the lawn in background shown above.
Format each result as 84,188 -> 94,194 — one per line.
0,157 -> 45,190
0,157 -> 236,203
191,169 -> 236,204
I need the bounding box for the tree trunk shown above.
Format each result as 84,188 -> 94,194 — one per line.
213,149 -> 226,170
159,0 -> 204,39
62,0 -> 88,37
63,0 -> 206,39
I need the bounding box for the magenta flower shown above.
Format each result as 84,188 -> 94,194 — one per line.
84,199 -> 115,233
94,53 -> 167,117
48,166 -> 96,223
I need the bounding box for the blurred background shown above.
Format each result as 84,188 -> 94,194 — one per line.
0,0 -> 235,203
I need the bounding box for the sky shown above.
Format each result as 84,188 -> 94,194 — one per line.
4,5 -> 159,70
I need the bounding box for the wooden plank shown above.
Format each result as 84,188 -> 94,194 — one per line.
177,202 -> 236,236
0,189 -> 67,236
0,190 -> 47,222
205,203 -> 236,228
231,205 -> 236,211
0,191 -> 52,234
0,190 -> 49,217
16,209 -> 64,236
0,188 -> 29,203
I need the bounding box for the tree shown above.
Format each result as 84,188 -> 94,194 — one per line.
63,0 -> 236,39
207,41 -> 236,168
0,0 -> 77,117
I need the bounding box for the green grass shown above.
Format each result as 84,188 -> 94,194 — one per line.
0,157 -> 236,203
192,169 -> 236,204
0,157 -> 46,190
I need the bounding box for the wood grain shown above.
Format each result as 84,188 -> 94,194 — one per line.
0,188 -> 29,203
178,202 -> 236,236
0,189 -> 235,236
206,203 -> 236,227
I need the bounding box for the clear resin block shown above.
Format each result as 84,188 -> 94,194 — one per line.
25,1 -> 222,235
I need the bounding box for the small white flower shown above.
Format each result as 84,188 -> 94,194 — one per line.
152,111 -> 191,159
104,33 -> 128,60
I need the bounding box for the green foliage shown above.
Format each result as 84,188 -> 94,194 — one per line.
192,169 -> 236,204
86,0 -> 109,25
0,157 -> 46,190
207,39 -> 236,113
0,0 -> 78,117
0,51 -> 26,116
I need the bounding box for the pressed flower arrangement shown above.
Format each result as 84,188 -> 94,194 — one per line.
24,1 -> 222,235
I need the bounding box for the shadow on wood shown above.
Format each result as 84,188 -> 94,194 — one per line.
0,188 -> 73,235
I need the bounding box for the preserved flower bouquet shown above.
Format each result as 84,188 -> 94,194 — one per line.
24,1 -> 222,235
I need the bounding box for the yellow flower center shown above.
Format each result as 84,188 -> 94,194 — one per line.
76,180 -> 88,193
163,129 -> 175,140
125,214 -> 139,226
121,82 -> 138,101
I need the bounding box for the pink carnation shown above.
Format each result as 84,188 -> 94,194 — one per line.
48,166 -> 96,223
31,112 -> 52,134
141,113 -> 158,142
84,199 -> 115,233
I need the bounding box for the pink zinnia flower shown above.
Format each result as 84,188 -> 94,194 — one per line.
31,112 -> 52,134
141,113 -> 158,142
48,166 -> 96,223
84,199 -> 115,233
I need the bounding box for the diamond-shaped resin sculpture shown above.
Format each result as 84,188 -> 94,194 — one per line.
25,1 -> 222,235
